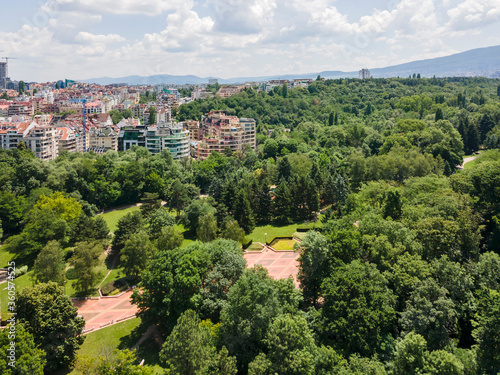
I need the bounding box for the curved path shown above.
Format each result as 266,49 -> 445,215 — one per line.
458,154 -> 478,169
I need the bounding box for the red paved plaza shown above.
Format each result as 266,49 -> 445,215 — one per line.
244,247 -> 300,287
73,290 -> 138,331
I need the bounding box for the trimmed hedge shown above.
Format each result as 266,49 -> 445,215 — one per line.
242,239 -> 253,250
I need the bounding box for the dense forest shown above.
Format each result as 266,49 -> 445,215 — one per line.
1,77 -> 500,374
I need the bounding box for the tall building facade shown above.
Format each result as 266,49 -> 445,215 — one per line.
359,68 -> 371,79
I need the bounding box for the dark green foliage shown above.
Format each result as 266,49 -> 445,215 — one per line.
232,189 -> 255,234
121,230 -> 156,277
272,181 -> 293,225
383,189 -> 403,220
17,282 -> 85,371
33,240 -> 66,285
70,241 -> 104,294
182,199 -> 216,235
298,231 -> 331,307
112,211 -> 143,253
399,278 -> 457,350
139,192 -> 162,218
160,310 -> 216,375
133,239 -> 245,332
320,260 -> 396,357
0,324 -> 46,374
148,206 -> 176,239
248,314 -> 317,375
221,266 -> 301,373
473,288 -> 500,374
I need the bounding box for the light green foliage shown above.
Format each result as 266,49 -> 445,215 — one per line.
156,225 -> 184,251
220,219 -> 245,243
392,332 -> 427,375
74,349 -> 154,375
0,324 -> 46,375
17,282 -> 85,371
197,212 -> 218,242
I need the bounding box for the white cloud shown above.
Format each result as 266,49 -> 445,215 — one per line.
447,0 -> 500,30
75,32 -> 125,44
54,0 -> 192,16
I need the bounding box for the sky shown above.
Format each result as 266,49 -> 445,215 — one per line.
1,0 -> 500,82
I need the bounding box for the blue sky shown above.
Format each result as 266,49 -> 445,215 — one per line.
1,0 -> 500,82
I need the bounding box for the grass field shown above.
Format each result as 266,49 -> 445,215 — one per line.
0,271 -> 32,321
100,206 -> 140,232
248,221 -> 320,243
247,242 -> 265,251
68,317 -> 164,374
269,239 -> 298,251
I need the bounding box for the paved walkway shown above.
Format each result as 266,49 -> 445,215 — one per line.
75,245 -> 301,332
244,246 -> 300,287
73,290 -> 138,332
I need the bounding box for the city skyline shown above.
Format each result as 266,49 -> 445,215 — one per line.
1,0 -> 500,82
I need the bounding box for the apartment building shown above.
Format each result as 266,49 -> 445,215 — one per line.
216,86 -> 243,98
192,111 -> 256,159
24,125 -> 59,160
89,126 -> 119,153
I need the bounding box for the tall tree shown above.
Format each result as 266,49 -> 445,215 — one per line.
248,314 -> 317,375
33,240 -> 66,285
273,181 -> 293,225
112,211 -> 143,253
17,282 -> 85,371
232,190 -> 255,234
399,278 -> 457,350
298,231 -> 331,307
0,323 -> 46,375
156,225 -> 184,251
148,106 -> 156,125
197,212 -> 218,242
121,231 -> 156,277
320,260 -> 396,357
160,310 -> 215,375
221,266 -> 300,373
70,241 -> 104,294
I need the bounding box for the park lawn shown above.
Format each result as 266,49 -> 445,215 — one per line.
70,317 -> 163,374
270,239 -> 299,251
100,206 -> 140,232
0,271 -> 33,321
0,246 -> 16,268
249,222 -> 320,244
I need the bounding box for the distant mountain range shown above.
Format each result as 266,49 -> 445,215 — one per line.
81,45 -> 500,86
